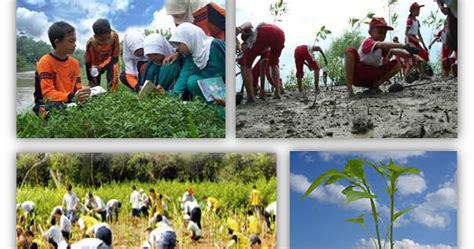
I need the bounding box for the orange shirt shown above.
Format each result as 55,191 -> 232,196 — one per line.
34,53 -> 82,104
84,31 -> 120,69
193,3 -> 225,40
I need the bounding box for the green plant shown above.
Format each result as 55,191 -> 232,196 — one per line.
349,12 -> 376,31
269,0 -> 288,24
315,25 -> 332,43
303,158 -> 420,249
16,92 -> 225,138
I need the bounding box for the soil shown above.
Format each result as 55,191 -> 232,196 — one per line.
236,77 -> 458,138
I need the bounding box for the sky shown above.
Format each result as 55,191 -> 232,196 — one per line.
290,151 -> 457,249
16,0 -> 225,50
236,0 -> 446,82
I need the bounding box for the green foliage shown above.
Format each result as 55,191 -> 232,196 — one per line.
16,91 -> 225,138
317,30 -> 364,86
17,153 -> 276,187
315,25 -> 332,43
303,157 -> 422,249
144,28 -> 173,40
284,70 -> 314,91
349,12 -> 376,31
269,0 -> 288,23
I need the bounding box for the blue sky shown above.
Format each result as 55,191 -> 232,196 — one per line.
290,151 -> 457,249
16,0 -> 225,49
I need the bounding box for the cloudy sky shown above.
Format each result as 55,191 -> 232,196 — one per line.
236,0 -> 445,80
16,0 -> 225,49
290,151 -> 457,249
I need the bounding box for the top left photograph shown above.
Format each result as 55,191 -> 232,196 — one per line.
16,0 -> 226,138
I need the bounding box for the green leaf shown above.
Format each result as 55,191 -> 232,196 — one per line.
394,206 -> 416,221
387,160 -> 421,178
344,158 -> 365,179
325,172 -> 348,185
343,190 -> 377,204
345,214 -> 365,225
303,169 -> 340,199
367,161 -> 385,176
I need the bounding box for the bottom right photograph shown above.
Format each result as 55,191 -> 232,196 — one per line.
290,151 -> 457,249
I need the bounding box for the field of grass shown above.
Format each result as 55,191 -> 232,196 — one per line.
17,179 -> 277,248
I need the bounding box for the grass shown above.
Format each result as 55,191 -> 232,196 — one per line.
16,91 -> 225,138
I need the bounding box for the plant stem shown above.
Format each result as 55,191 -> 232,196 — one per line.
390,179 -> 395,249
364,182 -> 382,249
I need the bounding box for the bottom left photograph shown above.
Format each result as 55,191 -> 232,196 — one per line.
16,152 -> 277,249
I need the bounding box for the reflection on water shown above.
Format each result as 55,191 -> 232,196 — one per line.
17,71 -> 34,114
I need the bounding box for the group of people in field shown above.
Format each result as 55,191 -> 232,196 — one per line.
236,0 -> 457,104
32,0 -> 226,119
16,184 -> 277,249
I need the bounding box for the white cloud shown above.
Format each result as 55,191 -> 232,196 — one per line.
149,8 -> 176,31
317,151 -> 426,164
23,0 -> 46,7
409,176 -> 457,229
16,7 -> 50,39
290,173 -> 376,212
397,174 -> 427,196
354,238 -> 456,249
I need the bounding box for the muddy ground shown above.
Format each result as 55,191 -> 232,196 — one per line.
236,77 -> 457,138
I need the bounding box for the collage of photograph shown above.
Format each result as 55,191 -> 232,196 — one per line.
10,0 -> 462,248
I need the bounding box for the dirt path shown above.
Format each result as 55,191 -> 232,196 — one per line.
236,77 -> 457,138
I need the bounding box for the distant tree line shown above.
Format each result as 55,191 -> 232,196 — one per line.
17,153 -> 277,188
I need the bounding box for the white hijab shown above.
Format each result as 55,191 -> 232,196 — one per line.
170,23 -> 214,70
124,30 -> 145,58
165,0 -> 209,24
143,33 -> 175,58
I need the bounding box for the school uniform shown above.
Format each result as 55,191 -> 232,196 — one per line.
240,23 -> 285,68
120,31 -> 147,91
406,15 -> 429,61
294,45 -> 320,78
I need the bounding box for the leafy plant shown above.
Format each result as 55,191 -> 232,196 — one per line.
16,91 -> 225,138
315,25 -> 332,43
303,158 -> 421,249
349,12 -> 376,31
269,0 -> 288,24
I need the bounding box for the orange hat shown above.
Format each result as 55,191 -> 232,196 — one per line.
410,2 -> 425,12
188,187 -> 193,195
369,17 -> 394,30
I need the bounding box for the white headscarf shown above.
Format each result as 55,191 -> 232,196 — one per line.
124,30 -> 145,57
143,33 -> 175,57
165,0 -> 209,24
170,23 -> 214,69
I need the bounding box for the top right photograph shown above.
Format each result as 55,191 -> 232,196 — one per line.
235,0 -> 457,139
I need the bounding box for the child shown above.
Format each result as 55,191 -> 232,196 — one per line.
140,33 -> 181,93
237,22 -> 285,102
148,221 -> 177,249
87,223 -> 113,247
62,184 -> 79,223
33,21 -> 90,117
25,230 -> 40,249
120,30 -> 147,92
344,17 -> 416,97
183,214 -> 202,241
183,198 -> 202,229
169,23 -> 225,101
405,2 -> 429,62
85,192 -> 107,222
106,199 -> 121,223
250,49 -> 281,100
429,21 -> 456,77
51,207 -> 72,241
85,18 -> 120,92
294,44 -> 328,93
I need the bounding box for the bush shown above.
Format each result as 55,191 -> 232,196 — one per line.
16,92 -> 225,138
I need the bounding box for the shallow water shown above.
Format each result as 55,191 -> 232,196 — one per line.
16,71 -> 34,114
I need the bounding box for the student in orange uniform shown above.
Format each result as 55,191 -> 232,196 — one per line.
85,19 -> 120,92
33,21 -> 90,117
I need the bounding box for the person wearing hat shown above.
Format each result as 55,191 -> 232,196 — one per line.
183,214 -> 202,241
344,17 -> 418,97
236,22 -> 285,103
139,33 -> 181,95
405,2 -> 429,61
169,23 -> 225,103
120,30 -> 147,92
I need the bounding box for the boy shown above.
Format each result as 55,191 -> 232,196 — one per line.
25,230 -> 40,249
148,220 -> 177,249
344,17 -> 416,97
62,184 -> 79,223
237,22 -> 285,102
184,198 -> 202,229
294,44 -> 328,93
249,49 -> 283,100
120,30 -> 147,92
85,19 -> 120,92
106,199 -> 121,223
429,21 -> 456,77
405,2 -> 429,62
85,192 -> 107,222
33,21 -> 90,117
51,207 -> 72,241
130,185 -> 141,220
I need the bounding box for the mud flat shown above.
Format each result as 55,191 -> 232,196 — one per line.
236,77 -> 457,138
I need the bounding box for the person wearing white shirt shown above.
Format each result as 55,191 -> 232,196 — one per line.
106,199 -> 121,223
70,238 -> 110,249
85,192 -> 107,222
63,184 -> 79,222
51,208 -> 72,241
184,199 -> 202,229
44,225 -> 67,249
87,223 -> 112,246
139,189 -> 150,217
264,201 -> 277,229
148,222 -> 177,249
183,214 -> 201,241
130,185 -> 141,219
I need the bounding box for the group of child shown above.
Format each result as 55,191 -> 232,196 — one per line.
236,1 -> 457,103
16,184 -> 276,249
33,0 -> 226,118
